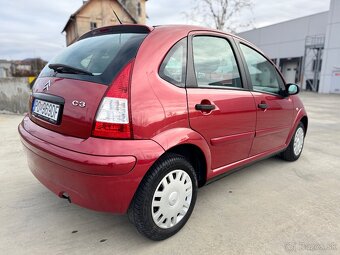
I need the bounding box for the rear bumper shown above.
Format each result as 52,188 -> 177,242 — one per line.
18,116 -> 164,214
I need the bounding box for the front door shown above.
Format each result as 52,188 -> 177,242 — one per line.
238,43 -> 294,156
186,34 -> 256,170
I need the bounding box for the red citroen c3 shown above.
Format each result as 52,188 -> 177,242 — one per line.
19,24 -> 307,240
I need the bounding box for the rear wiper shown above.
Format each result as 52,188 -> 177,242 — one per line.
48,63 -> 93,76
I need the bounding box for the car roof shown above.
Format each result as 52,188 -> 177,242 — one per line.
79,24 -> 257,53
83,24 -> 235,38
153,24 -> 232,35
151,24 -> 258,50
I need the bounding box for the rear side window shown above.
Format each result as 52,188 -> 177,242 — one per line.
40,32 -> 148,85
240,43 -> 284,94
159,38 -> 187,87
192,36 -> 242,88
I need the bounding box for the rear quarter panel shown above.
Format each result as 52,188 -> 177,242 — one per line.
130,27 -> 213,175
130,27 -> 192,139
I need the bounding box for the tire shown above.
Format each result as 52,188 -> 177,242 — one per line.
129,153 -> 198,241
281,122 -> 305,161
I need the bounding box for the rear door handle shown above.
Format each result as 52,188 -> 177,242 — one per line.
258,103 -> 268,109
195,104 -> 215,111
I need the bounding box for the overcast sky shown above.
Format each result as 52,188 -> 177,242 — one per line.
0,0 -> 331,61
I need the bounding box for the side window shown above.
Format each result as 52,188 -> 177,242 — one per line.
192,36 -> 242,88
240,44 -> 283,94
159,38 -> 187,87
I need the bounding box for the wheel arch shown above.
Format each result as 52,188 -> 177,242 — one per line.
300,115 -> 308,134
285,109 -> 308,145
151,127 -> 211,187
166,143 -> 207,187
128,130 -> 210,223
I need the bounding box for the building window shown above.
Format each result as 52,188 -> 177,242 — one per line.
90,22 -> 97,30
137,2 -> 142,16
312,59 -> 322,72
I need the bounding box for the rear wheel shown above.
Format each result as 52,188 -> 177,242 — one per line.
129,153 -> 197,241
281,122 -> 305,161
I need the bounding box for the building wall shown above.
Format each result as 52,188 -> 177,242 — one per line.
16,64 -> 31,72
238,12 -> 329,89
124,0 -> 147,24
65,0 -> 146,45
76,0 -> 134,38
319,0 -> 340,93
65,20 -> 77,45
238,12 -> 328,59
139,0 -> 147,24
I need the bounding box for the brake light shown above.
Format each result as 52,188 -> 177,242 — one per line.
92,61 -> 134,139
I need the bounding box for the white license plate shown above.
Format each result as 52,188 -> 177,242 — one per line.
32,99 -> 60,124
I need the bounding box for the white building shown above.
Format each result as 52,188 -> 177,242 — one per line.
15,64 -> 31,72
238,0 -> 340,93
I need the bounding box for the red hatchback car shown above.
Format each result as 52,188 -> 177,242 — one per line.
19,24 -> 307,240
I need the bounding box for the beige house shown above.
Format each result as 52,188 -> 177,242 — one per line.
62,0 -> 147,46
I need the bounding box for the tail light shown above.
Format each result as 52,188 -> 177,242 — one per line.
92,60 -> 134,139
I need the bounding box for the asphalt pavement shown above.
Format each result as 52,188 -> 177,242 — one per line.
1,92 -> 340,255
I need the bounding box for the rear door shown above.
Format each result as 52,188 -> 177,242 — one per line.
236,41 -> 294,156
186,32 -> 257,170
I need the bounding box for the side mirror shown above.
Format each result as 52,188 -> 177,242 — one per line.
286,83 -> 300,96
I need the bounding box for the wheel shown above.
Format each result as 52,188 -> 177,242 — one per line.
281,122 -> 305,161
129,153 -> 198,241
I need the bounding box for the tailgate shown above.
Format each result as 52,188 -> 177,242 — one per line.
30,77 -> 107,139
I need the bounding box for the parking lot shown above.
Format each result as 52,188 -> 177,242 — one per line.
1,92 -> 340,254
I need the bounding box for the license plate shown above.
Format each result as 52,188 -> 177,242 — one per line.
32,99 -> 61,124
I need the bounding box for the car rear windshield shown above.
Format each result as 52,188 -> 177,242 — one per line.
39,32 -> 148,85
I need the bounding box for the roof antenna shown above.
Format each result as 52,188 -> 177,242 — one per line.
111,6 -> 122,24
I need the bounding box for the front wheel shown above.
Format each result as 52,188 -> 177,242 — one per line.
129,153 -> 198,241
281,122 -> 305,161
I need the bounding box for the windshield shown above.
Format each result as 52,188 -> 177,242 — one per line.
40,32 -> 148,84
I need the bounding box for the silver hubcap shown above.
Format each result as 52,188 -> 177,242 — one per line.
293,127 -> 304,156
152,170 -> 192,229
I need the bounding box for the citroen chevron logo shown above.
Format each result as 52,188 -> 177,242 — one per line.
43,80 -> 51,91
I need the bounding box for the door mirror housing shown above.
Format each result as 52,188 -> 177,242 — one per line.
286,83 -> 300,96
